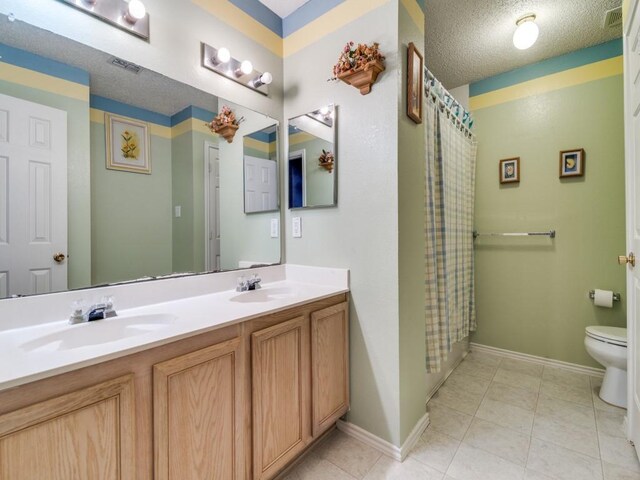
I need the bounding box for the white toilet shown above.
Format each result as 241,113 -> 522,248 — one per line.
584,326 -> 627,408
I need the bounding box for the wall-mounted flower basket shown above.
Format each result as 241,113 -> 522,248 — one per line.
214,124 -> 239,143
337,60 -> 385,95
332,42 -> 386,95
205,105 -> 244,144
318,149 -> 335,172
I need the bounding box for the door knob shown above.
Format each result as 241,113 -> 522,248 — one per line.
618,252 -> 635,267
53,252 -> 66,263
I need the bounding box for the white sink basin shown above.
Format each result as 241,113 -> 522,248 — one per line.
20,314 -> 177,352
230,286 -> 298,303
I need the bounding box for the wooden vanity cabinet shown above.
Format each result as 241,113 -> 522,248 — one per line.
0,375 -> 136,480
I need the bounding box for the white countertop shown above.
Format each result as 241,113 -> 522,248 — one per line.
0,265 -> 349,391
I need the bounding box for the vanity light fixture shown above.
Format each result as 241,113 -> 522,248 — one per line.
513,14 -> 539,50
201,42 -> 271,96
58,0 -> 150,41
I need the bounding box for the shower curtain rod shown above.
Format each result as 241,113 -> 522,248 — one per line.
424,68 -> 475,139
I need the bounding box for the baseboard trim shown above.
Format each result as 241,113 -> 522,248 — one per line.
337,412 -> 430,462
470,342 -> 605,377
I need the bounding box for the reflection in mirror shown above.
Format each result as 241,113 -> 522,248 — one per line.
243,124 -> 279,214
0,17 -> 281,299
288,105 -> 337,209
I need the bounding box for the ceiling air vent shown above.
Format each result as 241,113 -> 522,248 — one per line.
604,7 -> 623,29
109,57 -> 142,74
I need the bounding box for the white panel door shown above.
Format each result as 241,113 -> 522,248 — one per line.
243,155 -> 277,213
0,93 -> 67,298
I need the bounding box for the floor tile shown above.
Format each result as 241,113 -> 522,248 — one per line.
446,443 -> 525,480
599,433 -> 640,473
540,380 -> 593,407
532,413 -> 600,458
526,438 -> 603,480
590,377 -> 622,413
603,462 -> 640,480
466,350 -> 503,368
475,397 -> 535,434
445,370 -> 492,396
314,430 -> 381,479
429,383 -> 484,416
493,368 -> 542,392
409,426 -> 460,473
542,367 -> 591,389
525,469 -> 558,480
282,452 -> 357,480
500,358 -> 544,378
428,403 -> 474,440
485,381 -> 539,411
363,455 -> 444,480
455,358 -> 498,380
535,395 -> 596,429
595,409 -> 627,439
462,417 -> 530,466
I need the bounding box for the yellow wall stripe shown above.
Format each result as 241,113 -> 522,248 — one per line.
171,117 -> 212,138
244,137 -> 272,153
0,63 -> 89,101
91,108 -> 172,137
191,0 -> 283,57
470,56 -> 623,110
283,0 -> 392,58
400,0 -> 424,34
289,131 -> 317,146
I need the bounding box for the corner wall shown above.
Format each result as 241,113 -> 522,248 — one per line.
470,41 -> 626,367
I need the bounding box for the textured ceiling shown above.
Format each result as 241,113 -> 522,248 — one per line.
257,0 -> 311,18
425,0 -> 623,89
0,16 -> 218,117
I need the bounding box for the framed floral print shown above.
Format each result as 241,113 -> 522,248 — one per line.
499,157 -> 520,184
559,148 -> 585,178
105,113 -> 151,174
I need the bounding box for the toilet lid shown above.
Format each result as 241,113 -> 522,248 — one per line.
586,326 -> 627,347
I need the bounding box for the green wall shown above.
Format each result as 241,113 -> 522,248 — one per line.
471,61 -> 626,367
90,121 -> 173,284
0,78 -> 92,290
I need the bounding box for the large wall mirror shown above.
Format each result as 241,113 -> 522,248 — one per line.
0,16 -> 281,299
288,105 -> 337,209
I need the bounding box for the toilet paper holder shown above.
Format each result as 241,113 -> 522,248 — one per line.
589,290 -> 621,302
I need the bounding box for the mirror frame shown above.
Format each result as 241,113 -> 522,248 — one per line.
287,104 -> 338,210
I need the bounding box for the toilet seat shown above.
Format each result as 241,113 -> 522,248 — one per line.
585,326 -> 627,347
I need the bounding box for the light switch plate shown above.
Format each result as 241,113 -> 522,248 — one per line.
292,217 -> 302,238
270,218 -> 279,238
174,206 -> 182,218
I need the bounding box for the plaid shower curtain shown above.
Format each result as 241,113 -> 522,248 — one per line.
424,98 -> 477,373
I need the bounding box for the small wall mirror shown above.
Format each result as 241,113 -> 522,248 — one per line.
288,105 -> 337,209
242,123 -> 279,213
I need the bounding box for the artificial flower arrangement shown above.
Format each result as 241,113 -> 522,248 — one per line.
330,41 -> 385,95
205,105 -> 245,143
318,149 -> 335,173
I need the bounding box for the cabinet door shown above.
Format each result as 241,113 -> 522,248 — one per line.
252,316 -> 310,480
311,302 -> 349,437
153,337 -> 243,480
0,375 -> 135,480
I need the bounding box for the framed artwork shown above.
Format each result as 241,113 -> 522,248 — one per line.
559,148 -> 585,178
499,157 -> 520,184
407,42 -> 423,124
105,113 -> 151,174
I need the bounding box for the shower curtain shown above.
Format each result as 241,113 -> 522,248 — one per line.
424,97 -> 477,373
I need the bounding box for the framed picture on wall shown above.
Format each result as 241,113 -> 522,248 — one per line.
407,42 -> 423,124
105,113 -> 151,174
499,157 -> 520,184
559,148 -> 585,178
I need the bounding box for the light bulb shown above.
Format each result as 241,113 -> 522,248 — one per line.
217,47 -> 231,64
319,106 -> 330,115
513,15 -> 539,50
252,72 -> 273,88
240,60 -> 253,75
125,0 -> 146,23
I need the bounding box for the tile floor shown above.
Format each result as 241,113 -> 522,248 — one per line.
281,349 -> 640,480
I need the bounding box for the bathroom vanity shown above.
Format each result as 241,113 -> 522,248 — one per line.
0,266 -> 349,480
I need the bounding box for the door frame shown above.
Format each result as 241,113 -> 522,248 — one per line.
203,141 -> 219,272
288,149 -> 306,208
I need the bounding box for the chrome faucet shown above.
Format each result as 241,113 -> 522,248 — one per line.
69,296 -> 117,324
236,274 -> 262,292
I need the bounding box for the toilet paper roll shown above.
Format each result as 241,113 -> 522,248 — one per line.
593,289 -> 614,308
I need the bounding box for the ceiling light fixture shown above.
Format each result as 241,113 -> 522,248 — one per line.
59,0 -> 150,40
201,43 -> 271,96
513,14 -> 539,50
